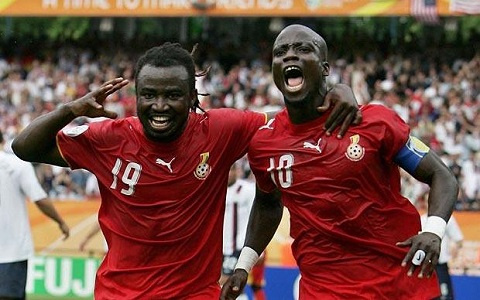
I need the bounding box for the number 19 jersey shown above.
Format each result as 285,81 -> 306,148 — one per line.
57,109 -> 266,299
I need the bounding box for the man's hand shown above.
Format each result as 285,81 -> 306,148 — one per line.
396,232 -> 441,278
66,77 -> 129,119
220,269 -> 249,300
318,83 -> 362,138
59,222 -> 70,240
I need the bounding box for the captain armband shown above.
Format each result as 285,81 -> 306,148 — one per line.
393,136 -> 430,174
234,246 -> 259,273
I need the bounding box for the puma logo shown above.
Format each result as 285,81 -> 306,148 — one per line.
156,157 -> 175,173
259,118 -> 275,130
303,138 -> 323,153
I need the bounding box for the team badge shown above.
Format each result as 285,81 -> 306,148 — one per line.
194,152 -> 211,180
63,125 -> 89,137
345,134 -> 365,161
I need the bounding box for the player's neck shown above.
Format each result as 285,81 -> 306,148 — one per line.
285,98 -> 324,124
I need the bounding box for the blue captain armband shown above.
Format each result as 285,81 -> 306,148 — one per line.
394,136 -> 430,174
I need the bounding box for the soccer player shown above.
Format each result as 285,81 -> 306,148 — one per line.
0,131 -> 70,300
221,25 -> 459,300
12,43 -> 360,299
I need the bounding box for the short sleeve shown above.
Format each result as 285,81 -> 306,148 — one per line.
207,109 -> 267,161
373,106 -> 410,162
250,165 -> 277,193
56,121 -> 108,170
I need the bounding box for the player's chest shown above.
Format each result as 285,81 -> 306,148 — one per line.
256,132 -> 381,188
97,141 -> 224,200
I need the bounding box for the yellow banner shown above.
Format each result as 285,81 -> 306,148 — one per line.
0,0 -> 457,17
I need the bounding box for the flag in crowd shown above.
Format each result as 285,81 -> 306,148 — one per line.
450,0 -> 480,14
411,0 -> 440,24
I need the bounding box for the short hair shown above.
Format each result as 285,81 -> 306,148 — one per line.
134,43 -> 196,93
0,131 -> 3,144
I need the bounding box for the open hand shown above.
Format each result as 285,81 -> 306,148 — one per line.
318,83 -> 362,138
396,232 -> 441,278
59,222 -> 70,240
67,77 -> 129,119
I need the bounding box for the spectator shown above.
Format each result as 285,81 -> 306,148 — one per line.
0,130 -> 70,300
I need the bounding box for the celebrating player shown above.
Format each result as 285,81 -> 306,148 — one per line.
12,42 -> 360,298
221,25 -> 458,300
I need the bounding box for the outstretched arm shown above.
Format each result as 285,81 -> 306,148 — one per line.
220,187 -> 283,300
12,78 -> 128,166
396,149 -> 458,278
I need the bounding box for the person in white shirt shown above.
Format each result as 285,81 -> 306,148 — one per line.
421,213 -> 463,300
0,131 -> 70,300
221,161 -> 266,300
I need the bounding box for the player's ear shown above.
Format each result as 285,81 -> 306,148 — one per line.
321,62 -> 330,76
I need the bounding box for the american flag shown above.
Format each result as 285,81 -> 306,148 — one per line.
411,0 -> 439,24
450,0 -> 480,14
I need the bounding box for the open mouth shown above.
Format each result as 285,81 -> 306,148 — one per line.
284,66 -> 304,92
149,115 -> 171,131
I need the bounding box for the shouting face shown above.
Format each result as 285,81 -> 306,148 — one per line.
272,25 -> 329,104
136,64 -> 195,142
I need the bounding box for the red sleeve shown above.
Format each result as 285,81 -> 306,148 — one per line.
207,109 -> 267,161
250,161 -> 277,193
56,120 -> 112,171
362,105 -> 410,162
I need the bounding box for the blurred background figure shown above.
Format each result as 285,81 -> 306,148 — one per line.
79,220 -> 108,257
221,160 -> 266,300
0,130 -> 69,300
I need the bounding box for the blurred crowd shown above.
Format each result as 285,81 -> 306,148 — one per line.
0,45 -> 479,210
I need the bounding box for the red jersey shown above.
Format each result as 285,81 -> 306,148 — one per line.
57,109 -> 266,299
248,105 -> 440,299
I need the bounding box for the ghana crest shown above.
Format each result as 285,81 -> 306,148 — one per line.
345,134 -> 365,161
194,152 -> 211,180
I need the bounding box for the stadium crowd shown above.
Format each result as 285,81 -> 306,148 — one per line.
0,44 -> 479,210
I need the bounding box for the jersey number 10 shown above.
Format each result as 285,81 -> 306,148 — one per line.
267,154 -> 294,188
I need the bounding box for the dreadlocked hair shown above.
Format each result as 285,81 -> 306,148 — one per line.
190,43 -> 212,113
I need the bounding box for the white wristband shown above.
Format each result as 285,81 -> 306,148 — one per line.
423,216 -> 447,239
234,247 -> 259,273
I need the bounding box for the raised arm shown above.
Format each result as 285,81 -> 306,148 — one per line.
220,186 -> 283,300
12,78 -> 128,166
